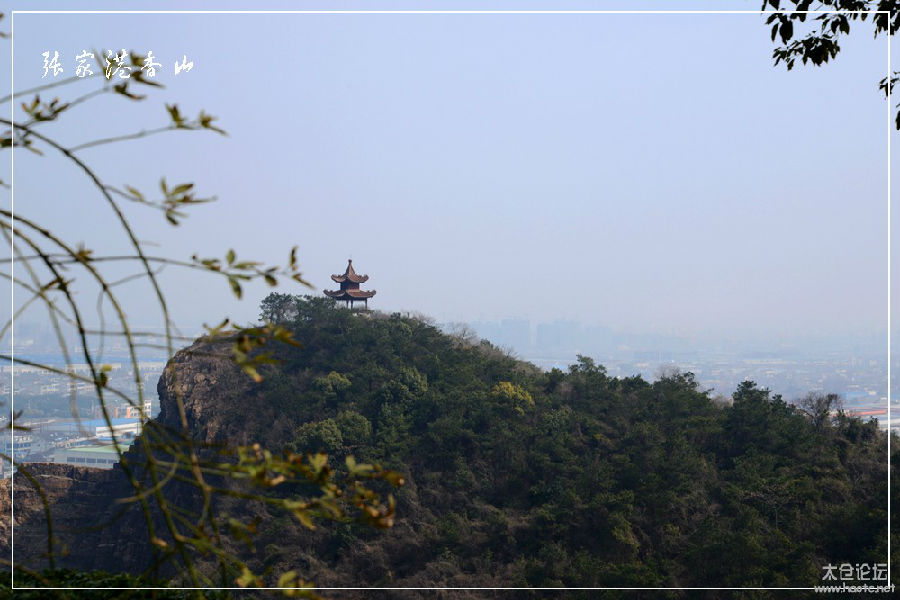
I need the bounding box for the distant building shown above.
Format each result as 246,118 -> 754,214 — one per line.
52,442 -> 131,469
45,418 -> 141,442
112,400 -> 153,420
536,320 -> 581,354
1,432 -> 34,478
324,259 -> 376,309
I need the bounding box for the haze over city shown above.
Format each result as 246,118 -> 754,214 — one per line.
2,3 -> 899,592
2,1 -> 897,387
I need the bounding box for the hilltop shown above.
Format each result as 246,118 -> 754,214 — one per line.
3,295 -> 895,595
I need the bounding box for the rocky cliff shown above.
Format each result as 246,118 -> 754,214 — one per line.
0,463 -> 140,571
0,338 -> 247,575
154,338 -> 294,449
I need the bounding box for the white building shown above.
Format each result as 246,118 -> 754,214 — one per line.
51,442 -> 131,469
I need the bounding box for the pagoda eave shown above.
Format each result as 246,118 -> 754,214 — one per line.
331,273 -> 369,284
324,289 -> 376,300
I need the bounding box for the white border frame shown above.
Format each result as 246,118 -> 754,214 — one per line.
7,7 -> 895,593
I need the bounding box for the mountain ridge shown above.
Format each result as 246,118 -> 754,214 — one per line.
1,295 -> 894,595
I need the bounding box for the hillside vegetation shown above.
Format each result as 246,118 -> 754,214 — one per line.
220,295 -> 893,590
5,295 -> 893,597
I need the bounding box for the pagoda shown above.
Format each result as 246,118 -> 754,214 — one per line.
324,259 -> 376,309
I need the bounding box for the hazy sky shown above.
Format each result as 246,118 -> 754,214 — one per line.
2,1 -> 898,348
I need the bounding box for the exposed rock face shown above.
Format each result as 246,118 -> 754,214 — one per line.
155,339 -> 251,444
0,463 -> 142,571
0,339 -> 243,574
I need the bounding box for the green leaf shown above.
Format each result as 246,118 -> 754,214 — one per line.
293,509 -> 316,530
277,571 -> 299,588
95,372 -> 109,388
228,276 -> 242,299
165,103 -> 185,126
308,453 -> 328,474
235,567 -> 261,588
240,363 -> 262,383
124,185 -> 144,200
383,471 -> 405,487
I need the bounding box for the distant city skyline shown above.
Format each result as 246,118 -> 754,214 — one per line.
460,316 -> 892,404
2,2 -> 897,361
6,311 -> 892,418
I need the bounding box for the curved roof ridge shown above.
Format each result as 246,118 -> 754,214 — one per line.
323,289 -> 377,299
331,258 -> 369,283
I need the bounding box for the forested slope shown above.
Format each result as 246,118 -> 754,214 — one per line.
229,296 -> 895,590
4,295 -> 895,596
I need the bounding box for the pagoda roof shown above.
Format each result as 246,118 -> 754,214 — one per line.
324,288 -> 376,300
331,259 -> 369,284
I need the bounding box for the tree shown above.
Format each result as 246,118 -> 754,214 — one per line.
313,371 -> 353,401
260,292 -> 299,324
490,381 -> 534,416
798,390 -> 843,430
0,21 -> 401,592
335,410 -> 373,449
761,0 -> 900,127
293,419 -> 344,454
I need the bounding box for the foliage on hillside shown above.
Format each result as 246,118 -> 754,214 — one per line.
0,569 -> 228,599
232,294 -> 895,591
